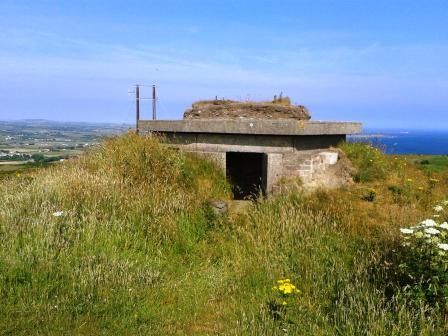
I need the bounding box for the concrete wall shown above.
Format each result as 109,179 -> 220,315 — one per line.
163,132 -> 345,194
266,153 -> 283,193
138,119 -> 362,136
188,151 -> 226,170
138,119 -> 360,195
163,132 -> 345,153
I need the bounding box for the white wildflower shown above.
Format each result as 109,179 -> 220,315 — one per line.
437,243 -> 448,251
443,200 -> 448,206
421,219 -> 437,227
434,205 -> 444,212
52,211 -> 64,217
425,228 -> 440,235
433,215 -> 441,218
400,228 -> 414,234
439,222 -> 448,229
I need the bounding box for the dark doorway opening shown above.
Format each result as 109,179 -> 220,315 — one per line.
226,152 -> 267,200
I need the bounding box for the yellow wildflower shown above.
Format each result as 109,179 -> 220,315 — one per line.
274,278 -> 301,297
281,286 -> 293,294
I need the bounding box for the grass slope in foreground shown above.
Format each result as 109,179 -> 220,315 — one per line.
1,134 -> 448,335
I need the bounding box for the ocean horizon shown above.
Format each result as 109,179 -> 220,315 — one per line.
349,129 -> 448,155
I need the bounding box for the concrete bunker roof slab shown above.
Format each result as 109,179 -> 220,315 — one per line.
139,119 -> 362,136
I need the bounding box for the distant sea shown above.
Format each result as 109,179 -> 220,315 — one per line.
348,130 -> 448,155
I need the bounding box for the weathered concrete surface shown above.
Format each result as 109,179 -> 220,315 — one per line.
164,133 -> 346,153
187,151 -> 226,170
138,118 -> 361,196
138,119 -> 362,136
319,152 -> 339,165
266,153 -> 283,193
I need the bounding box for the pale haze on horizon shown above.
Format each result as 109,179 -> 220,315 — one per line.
0,0 -> 447,130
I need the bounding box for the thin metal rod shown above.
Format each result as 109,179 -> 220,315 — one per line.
136,84 -> 140,134
152,85 -> 157,120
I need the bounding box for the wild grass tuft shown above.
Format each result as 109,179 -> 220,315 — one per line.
339,141 -> 405,182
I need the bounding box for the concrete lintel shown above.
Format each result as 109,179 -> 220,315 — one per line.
180,143 -> 294,154
139,119 -> 362,136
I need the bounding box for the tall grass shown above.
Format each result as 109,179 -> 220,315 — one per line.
1,137 -> 447,334
0,133 -> 230,334
224,194 -> 446,335
339,142 -> 405,182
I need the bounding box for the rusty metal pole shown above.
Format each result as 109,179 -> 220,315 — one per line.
135,84 -> 140,134
152,85 -> 156,120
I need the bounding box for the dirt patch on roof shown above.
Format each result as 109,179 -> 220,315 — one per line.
183,98 -> 311,120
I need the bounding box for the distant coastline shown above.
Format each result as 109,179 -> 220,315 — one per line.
349,130 -> 448,155
350,134 -> 396,139
2,120 -> 447,156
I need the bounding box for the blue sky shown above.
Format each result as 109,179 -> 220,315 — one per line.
0,0 -> 447,129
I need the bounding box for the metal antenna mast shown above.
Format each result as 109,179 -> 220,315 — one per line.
133,84 -> 157,134
135,84 -> 140,134
152,85 -> 157,120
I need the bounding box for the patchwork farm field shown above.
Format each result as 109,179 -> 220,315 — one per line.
0,120 -> 130,177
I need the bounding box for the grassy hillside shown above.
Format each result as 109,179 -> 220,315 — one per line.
409,155 -> 448,173
1,134 -> 448,335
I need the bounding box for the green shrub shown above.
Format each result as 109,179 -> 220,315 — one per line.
388,185 -> 404,203
397,202 -> 448,308
360,187 -> 377,202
